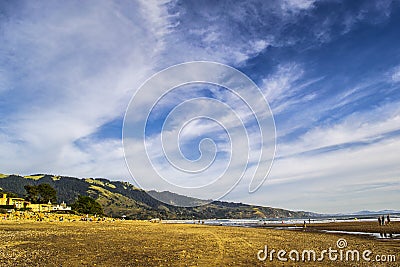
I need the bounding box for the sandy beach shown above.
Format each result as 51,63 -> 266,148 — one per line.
0,220 -> 398,266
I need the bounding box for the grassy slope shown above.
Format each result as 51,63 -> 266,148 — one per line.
0,173 -> 313,220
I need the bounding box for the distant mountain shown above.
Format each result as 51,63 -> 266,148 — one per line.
0,173 -> 317,220
351,210 -> 400,216
322,210 -> 400,218
147,190 -> 209,207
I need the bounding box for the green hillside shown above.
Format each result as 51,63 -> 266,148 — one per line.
0,173 -> 316,220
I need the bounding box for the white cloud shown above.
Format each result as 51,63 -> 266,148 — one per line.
262,64 -> 304,103
261,63 -> 323,115
278,101 -> 400,157
391,65 -> 400,82
281,0 -> 316,11
156,0 -> 320,65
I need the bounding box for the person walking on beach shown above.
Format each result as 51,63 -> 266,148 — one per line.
378,217 -> 381,226
387,214 -> 390,225
381,215 -> 385,226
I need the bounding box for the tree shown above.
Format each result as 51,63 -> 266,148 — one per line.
0,190 -> 18,198
71,196 -> 104,215
24,184 -> 57,204
24,185 -> 39,203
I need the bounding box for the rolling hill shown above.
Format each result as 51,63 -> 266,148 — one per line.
0,173 -> 316,220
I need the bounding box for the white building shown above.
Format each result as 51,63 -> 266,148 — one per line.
52,201 -> 72,211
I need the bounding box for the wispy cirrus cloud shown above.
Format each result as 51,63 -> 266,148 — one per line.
278,100 -> 400,157
281,0 -> 317,11
261,63 -> 322,115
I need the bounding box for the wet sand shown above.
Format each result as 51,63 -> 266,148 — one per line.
307,221 -> 400,234
263,221 -> 400,234
0,220 -> 398,266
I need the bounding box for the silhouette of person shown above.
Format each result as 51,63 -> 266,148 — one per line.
381,215 -> 385,226
387,214 -> 390,225
378,217 -> 381,226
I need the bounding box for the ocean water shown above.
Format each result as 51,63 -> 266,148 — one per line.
163,215 -> 400,227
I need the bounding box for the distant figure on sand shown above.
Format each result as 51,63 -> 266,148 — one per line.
378,217 -> 381,226
381,215 -> 385,226
387,214 -> 390,225
303,220 -> 306,229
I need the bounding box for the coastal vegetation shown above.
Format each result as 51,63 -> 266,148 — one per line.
24,184 -> 57,204
71,195 -> 104,216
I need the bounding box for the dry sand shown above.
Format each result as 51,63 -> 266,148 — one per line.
0,220 -> 398,266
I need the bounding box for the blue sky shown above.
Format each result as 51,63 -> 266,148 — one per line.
1,0 -> 400,213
